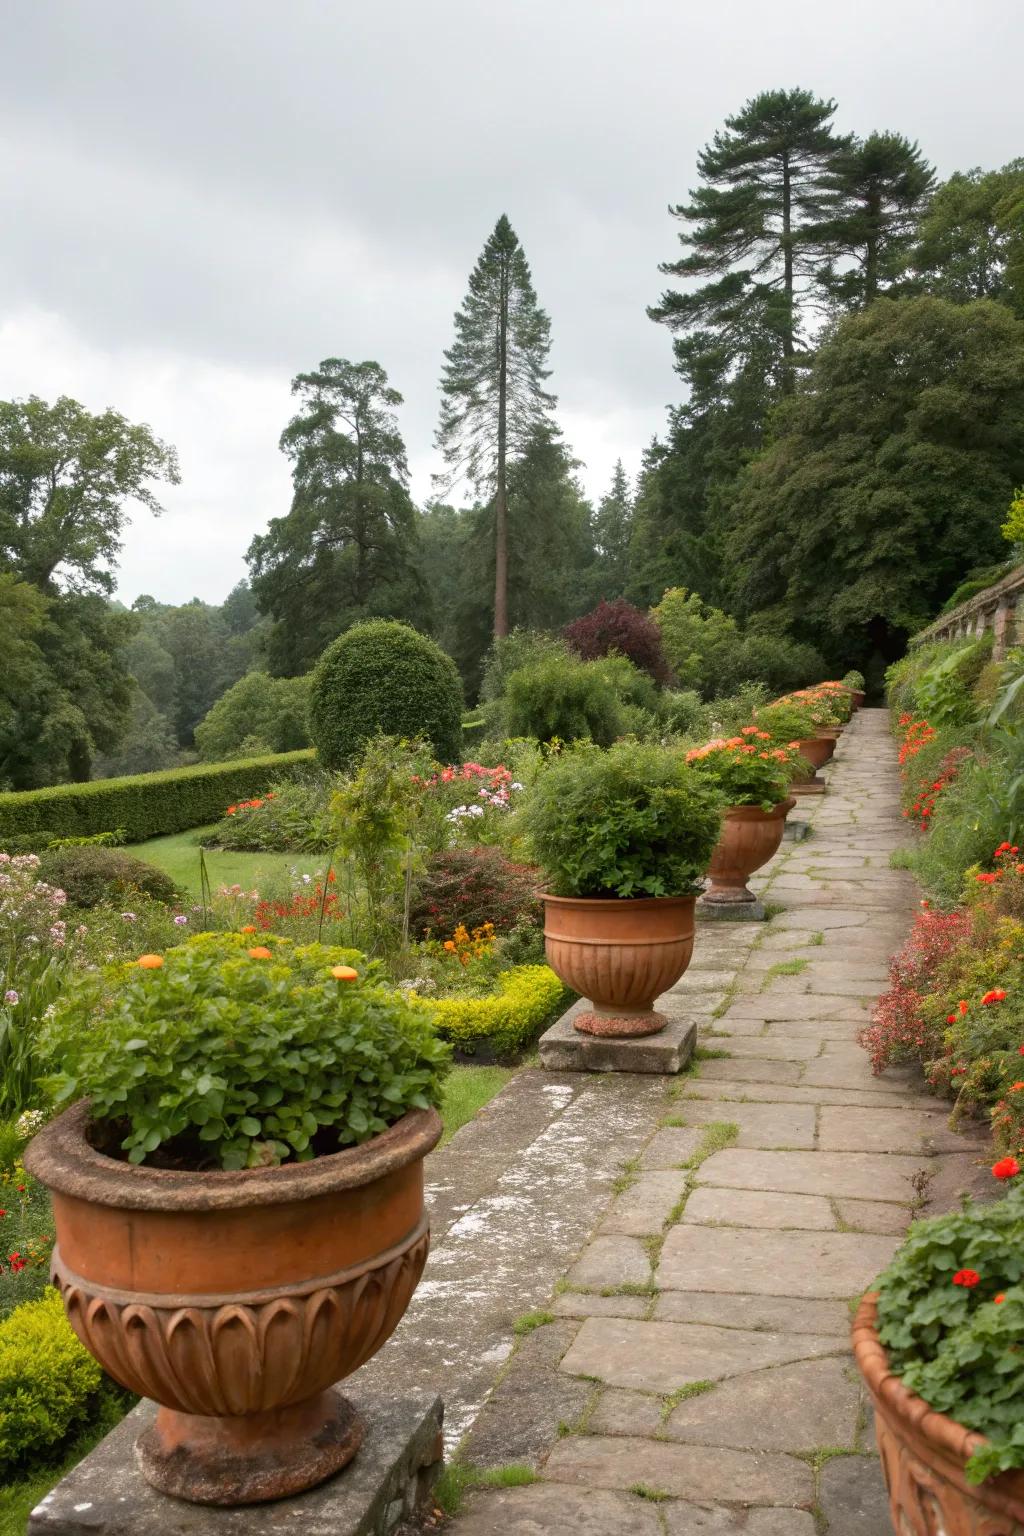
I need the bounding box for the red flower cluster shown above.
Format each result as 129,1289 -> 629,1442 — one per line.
953,1268 -> 981,1288
226,793 -> 276,817
898,718 -> 936,767
252,874 -> 341,930
904,746 -> 972,827
859,906 -> 972,1074
993,1156 -> 1020,1179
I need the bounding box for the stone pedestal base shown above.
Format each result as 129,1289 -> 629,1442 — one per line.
783,817 -> 812,842
791,777 -> 826,796
697,896 -> 767,923
28,1389 -> 443,1536
539,1006 -> 696,1074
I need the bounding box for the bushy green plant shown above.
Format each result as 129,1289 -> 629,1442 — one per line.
202,773 -> 333,853
503,654 -> 625,746
752,699 -> 818,745
913,754 -> 1018,905
0,1288 -> 103,1468
0,1145 -> 55,1319
194,672 -> 311,761
41,932 -> 450,1170
36,847 -> 181,910
843,669 -> 866,691
522,741 -> 722,899
658,690 -> 706,738
916,636 -> 993,730
0,750 -> 314,845
684,732 -> 798,810
410,847 -> 541,939
309,621 -> 463,769
875,1171 -> 1024,1483
731,631 -> 827,696
652,587 -> 743,697
414,965 -> 566,1057
479,631 -> 572,705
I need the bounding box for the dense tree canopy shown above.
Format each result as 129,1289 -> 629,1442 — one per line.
727,297 -> 1024,659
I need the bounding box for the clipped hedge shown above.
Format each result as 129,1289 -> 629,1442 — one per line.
418,965 -> 567,1058
0,1288 -> 102,1467
0,751 -> 315,847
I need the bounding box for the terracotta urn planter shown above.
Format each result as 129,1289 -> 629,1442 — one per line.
703,799 -> 796,906
853,1293 -> 1024,1534
541,891 -> 695,1037
850,689 -> 866,710
790,734 -> 831,796
25,1102 -> 442,1506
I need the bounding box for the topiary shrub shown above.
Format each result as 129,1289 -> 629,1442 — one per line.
415,965 -> 567,1057
37,847 -> 182,909
309,621 -> 463,769
503,655 -> 624,746
410,847 -> 541,939
564,599 -> 671,684
0,1287 -> 103,1467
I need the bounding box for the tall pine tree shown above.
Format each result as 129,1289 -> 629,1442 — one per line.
650,88 -> 846,394
247,359 -> 427,674
590,459 -> 634,599
435,215 -> 556,636
818,132 -> 935,307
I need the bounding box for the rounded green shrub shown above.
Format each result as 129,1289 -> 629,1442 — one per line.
309,621 -> 463,769
0,1288 -> 102,1467
37,847 -> 182,909
504,655 -> 624,746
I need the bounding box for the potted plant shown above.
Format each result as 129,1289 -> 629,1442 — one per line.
25,932 -> 449,1507
754,700 -> 830,794
685,732 -> 798,906
853,1161 -> 1024,1531
843,669 -> 867,709
521,741 -> 722,1037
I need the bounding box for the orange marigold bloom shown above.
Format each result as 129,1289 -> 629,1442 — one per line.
137,954 -> 164,969
330,965 -> 358,981
247,946 -> 273,960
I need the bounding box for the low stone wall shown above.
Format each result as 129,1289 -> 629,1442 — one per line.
912,565 -> 1024,659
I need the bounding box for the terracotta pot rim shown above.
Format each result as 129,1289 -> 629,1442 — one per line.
539,890 -> 698,910
721,797 -> 796,821
24,1100 -> 442,1213
852,1292 -> 1024,1512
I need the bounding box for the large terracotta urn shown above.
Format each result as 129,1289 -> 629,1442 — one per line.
25,1102 -> 442,1506
542,892 -> 695,1038
703,799 -> 795,906
853,1293 -> 1024,1534
790,735 -> 831,796
850,689 -> 866,710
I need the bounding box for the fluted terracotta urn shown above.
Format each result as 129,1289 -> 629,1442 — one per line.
703,798 -> 795,906
790,735 -> 831,796
542,892 -> 695,1038
850,689 -> 866,710
25,1102 -> 442,1506
853,1293 -> 1024,1534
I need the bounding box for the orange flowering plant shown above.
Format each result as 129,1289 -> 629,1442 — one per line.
684,731 -> 798,811
38,932 -> 449,1171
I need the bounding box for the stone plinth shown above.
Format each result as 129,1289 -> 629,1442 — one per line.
28,1389 -> 443,1536
539,1007 -> 696,1074
697,896 -> 767,922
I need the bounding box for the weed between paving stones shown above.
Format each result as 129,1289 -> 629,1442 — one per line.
434,1462 -> 539,1516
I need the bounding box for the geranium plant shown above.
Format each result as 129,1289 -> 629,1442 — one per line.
752,698 -> 818,745
875,1161 -> 1024,1482
683,730 -> 798,810
521,740 -> 722,899
40,932 -> 449,1171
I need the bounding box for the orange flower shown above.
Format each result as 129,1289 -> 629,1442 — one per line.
247,946 -> 273,960
241,924 -> 257,934
137,954 -> 164,969
330,965 -> 358,981
443,940 -> 456,953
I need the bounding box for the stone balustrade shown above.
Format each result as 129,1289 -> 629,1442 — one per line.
912,564 -> 1024,659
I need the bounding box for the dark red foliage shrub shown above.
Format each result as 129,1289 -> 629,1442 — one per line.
859,905 -> 972,1073
563,599 -> 671,684
410,847 -> 541,940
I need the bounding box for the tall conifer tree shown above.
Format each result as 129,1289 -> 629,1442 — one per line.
435,215 -> 556,636
591,459 -> 634,598
818,132 -> 935,306
650,88 -> 846,393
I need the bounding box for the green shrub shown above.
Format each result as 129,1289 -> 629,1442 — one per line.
504,654 -> 624,746
940,562 -> 1011,613
410,847 -> 541,939
0,1289 -> 102,1468
202,774 -> 333,853
0,751 -> 315,845
522,741 -> 723,899
731,631 -> 826,696
417,965 -> 566,1057
37,847 -> 181,910
658,690 -> 706,738
41,932 -> 450,1170
916,635 -> 993,730
843,669 -> 866,691
912,753 -> 1010,904
875,1176 -> 1024,1484
479,631 -> 572,706
194,672 -> 311,761
752,699 -> 818,744
309,621 -> 463,770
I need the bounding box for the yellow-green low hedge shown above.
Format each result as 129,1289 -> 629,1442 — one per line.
0,750 -> 316,846
0,1288 -> 102,1468
419,965 -> 567,1057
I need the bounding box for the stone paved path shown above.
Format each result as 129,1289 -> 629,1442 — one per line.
445,710 -> 989,1535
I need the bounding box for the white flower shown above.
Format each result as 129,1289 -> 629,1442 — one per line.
15,1108 -> 46,1136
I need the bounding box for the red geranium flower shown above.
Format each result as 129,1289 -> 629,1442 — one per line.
993,1157 -> 1020,1179
995,1293 -> 1007,1304
953,1269 -> 981,1288
982,989 -> 1008,1006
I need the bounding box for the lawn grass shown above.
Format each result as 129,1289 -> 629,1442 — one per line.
133,827 -> 326,896
440,1064 -> 516,1145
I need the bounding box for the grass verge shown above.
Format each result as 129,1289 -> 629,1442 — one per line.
133,827 -> 326,896
440,1064 -> 516,1145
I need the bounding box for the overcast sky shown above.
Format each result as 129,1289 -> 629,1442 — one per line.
1,1 -> 1019,605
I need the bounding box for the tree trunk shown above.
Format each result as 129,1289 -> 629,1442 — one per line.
865,187 -> 880,302
781,149 -> 794,393
494,257 -> 510,637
